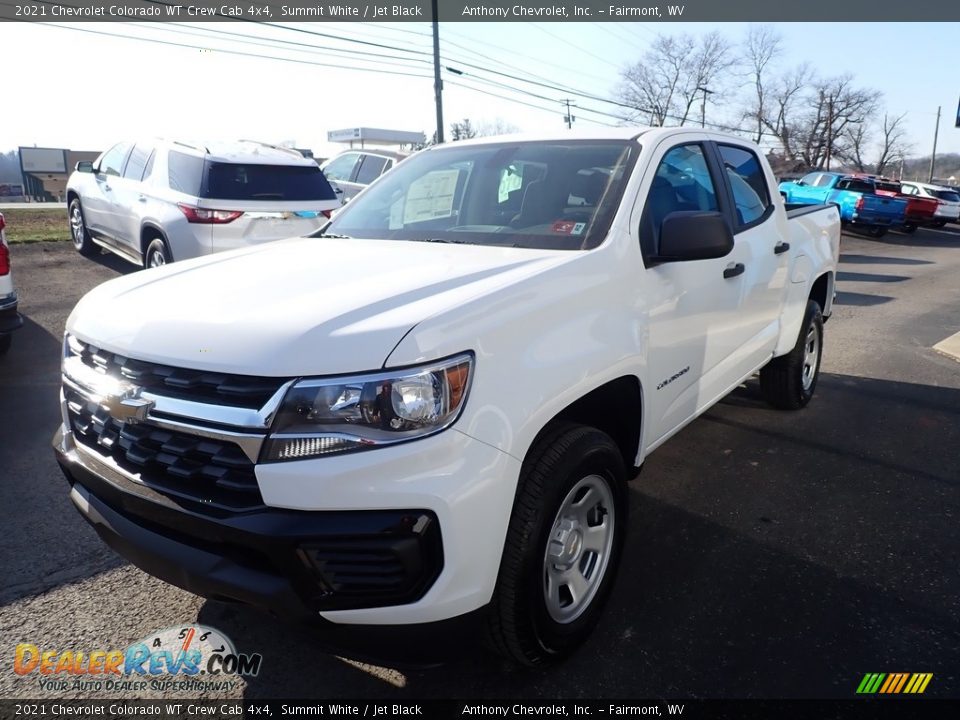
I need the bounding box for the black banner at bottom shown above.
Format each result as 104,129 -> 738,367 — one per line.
1,699 -> 958,720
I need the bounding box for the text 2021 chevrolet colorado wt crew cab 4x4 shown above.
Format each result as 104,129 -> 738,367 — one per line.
53,129 -> 839,665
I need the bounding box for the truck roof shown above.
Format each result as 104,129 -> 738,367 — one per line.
436,126 -> 765,149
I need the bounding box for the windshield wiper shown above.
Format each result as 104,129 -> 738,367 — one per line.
314,233 -> 352,239
407,237 -> 470,244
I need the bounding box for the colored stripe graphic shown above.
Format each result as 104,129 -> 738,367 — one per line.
857,672 -> 932,694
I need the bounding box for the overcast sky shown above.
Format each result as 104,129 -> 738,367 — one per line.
1,20 -> 957,159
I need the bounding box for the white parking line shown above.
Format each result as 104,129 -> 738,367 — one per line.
933,331 -> 960,362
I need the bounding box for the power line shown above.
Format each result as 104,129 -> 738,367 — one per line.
445,79 -> 617,128
529,23 -> 623,70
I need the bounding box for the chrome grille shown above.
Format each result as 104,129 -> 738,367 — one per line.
71,338 -> 285,409
65,385 -> 264,511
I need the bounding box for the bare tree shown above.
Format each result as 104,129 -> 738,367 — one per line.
477,118 -> 520,137
449,118 -> 478,141
742,25 -> 782,144
616,33 -> 735,127
874,113 -> 912,176
760,64 -> 813,164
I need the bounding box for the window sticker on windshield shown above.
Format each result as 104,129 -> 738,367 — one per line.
403,169 -> 460,224
551,220 -> 576,234
572,222 -> 586,235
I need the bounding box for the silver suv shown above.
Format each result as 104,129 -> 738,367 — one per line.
66,140 -> 341,268
320,149 -> 407,203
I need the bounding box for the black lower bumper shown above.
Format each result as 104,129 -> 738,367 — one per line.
0,293 -> 22,335
53,428 -> 480,661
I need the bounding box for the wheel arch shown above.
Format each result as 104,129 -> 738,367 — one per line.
527,375 -> 644,474
809,270 -> 833,318
140,222 -> 169,259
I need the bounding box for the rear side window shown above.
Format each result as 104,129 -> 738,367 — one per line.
837,179 -> 874,194
202,163 -> 337,201
717,144 -> 770,227
168,151 -> 204,195
355,155 -> 388,185
123,145 -> 152,181
934,190 -> 960,202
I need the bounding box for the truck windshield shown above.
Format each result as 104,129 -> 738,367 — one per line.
323,140 -> 637,250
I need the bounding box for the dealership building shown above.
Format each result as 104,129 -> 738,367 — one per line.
18,146 -> 100,202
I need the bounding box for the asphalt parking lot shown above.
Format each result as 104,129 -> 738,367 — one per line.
1,227 -> 959,700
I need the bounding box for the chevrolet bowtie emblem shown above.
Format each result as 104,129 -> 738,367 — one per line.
101,388 -> 154,424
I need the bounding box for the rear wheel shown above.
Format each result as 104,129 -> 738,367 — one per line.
867,226 -> 887,238
932,220 -> 947,228
902,223 -> 918,234
485,424 -> 627,666
144,237 -> 171,269
69,199 -> 95,256
760,300 -> 823,410
0,334 -> 11,356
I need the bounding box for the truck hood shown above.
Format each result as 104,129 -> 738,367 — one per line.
67,237 -> 571,376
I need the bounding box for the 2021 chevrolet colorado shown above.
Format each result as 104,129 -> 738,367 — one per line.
53,128 -> 839,665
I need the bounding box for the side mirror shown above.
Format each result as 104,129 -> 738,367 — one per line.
653,211 -> 734,263
795,179 -> 805,186
76,161 -> 94,173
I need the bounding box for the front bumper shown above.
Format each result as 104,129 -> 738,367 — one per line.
54,413 -> 521,627
0,292 -> 22,335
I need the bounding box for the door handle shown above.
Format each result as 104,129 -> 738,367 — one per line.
723,263 -> 745,279
103,184 -> 111,191
774,242 -> 790,255
137,195 -> 147,203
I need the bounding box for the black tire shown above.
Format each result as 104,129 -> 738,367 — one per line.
68,199 -> 95,256
902,223 -> 918,234
760,299 -> 824,410
867,226 -> 887,238
485,423 -> 627,666
143,237 -> 171,269
932,220 -> 947,228
0,334 -> 11,356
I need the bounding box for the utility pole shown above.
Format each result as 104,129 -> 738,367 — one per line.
825,96 -> 834,171
928,105 -> 941,183
431,0 -> 443,144
696,86 -> 714,128
562,99 -> 576,129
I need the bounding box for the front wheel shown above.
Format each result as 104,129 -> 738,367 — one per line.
485,424 -> 627,666
760,300 -> 824,410
0,334 -> 11,356
69,199 -> 95,256
902,223 -> 918,234
931,220 -> 947,228
867,226 -> 888,238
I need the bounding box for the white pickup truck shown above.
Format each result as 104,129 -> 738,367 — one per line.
53,128 -> 839,665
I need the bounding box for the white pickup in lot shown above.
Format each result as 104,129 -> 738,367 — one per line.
54,128 -> 839,665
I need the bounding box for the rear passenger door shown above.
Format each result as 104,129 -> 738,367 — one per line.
108,144 -> 154,252
712,142 -> 787,359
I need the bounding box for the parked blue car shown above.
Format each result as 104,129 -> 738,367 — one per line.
779,171 -> 907,236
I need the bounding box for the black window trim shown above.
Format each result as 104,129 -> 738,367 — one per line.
707,141 -> 775,234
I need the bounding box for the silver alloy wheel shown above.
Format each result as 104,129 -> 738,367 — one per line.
802,321 -> 820,391
70,206 -> 84,248
148,247 -> 166,267
543,474 -> 615,624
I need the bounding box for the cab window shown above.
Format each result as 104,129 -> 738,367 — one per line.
99,143 -> 132,177
717,144 -> 771,227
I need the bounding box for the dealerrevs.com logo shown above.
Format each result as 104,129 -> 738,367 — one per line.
14,625 -> 262,693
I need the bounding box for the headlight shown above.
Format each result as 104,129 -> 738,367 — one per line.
262,353 -> 473,462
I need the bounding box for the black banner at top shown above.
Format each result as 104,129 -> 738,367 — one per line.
3,0 -> 960,22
